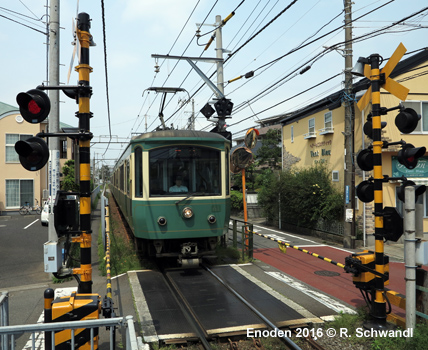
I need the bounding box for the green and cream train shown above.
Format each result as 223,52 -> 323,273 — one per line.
111,130 -> 231,265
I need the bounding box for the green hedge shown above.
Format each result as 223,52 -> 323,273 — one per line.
258,165 -> 343,229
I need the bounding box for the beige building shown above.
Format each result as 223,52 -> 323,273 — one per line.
0,101 -> 74,213
280,48 -> 428,240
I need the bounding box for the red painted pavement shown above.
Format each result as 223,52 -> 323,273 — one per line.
254,245 -> 412,317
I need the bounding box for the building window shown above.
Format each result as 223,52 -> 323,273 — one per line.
401,101 -> 428,133
5,179 -> 34,208
291,125 -> 294,143
60,139 -> 67,159
304,118 -> 316,139
320,111 -> 334,134
332,171 -> 339,182
6,134 -> 32,163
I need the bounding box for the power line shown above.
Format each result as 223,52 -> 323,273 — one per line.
100,0 -> 112,157
226,0 -> 300,62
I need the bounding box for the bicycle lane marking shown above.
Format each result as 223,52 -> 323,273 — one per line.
24,219 -> 39,229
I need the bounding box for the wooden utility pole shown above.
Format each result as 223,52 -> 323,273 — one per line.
343,0 -> 355,248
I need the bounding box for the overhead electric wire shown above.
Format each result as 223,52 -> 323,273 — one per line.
154,0 -> 425,133
181,0 -> 394,121
229,72 -> 342,128
0,13 -> 46,34
136,0 -> 219,134
226,0 -> 300,62
228,0 -> 394,83
100,0 -> 112,157
224,2 -> 425,122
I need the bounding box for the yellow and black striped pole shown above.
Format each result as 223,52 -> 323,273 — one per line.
44,288 -> 54,350
72,12 -> 94,294
367,54 -> 388,328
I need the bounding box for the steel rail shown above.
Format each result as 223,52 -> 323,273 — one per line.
161,269 -> 212,350
203,265 -> 302,350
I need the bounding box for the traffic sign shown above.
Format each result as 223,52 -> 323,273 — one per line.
357,43 -> 409,111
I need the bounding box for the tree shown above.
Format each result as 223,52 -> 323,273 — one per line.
256,129 -> 282,170
99,164 -> 111,183
61,160 -> 79,192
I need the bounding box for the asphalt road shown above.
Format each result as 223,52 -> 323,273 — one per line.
0,214 -> 51,290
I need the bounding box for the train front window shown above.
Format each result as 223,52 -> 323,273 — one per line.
149,146 -> 221,197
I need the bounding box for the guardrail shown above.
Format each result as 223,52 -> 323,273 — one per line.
229,218 -> 253,260
1,291 -> 9,350
0,316 -> 139,350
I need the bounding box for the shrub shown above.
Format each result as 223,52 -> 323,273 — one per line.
258,164 -> 343,228
230,190 -> 243,211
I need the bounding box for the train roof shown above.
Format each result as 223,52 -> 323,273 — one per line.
131,129 -> 228,142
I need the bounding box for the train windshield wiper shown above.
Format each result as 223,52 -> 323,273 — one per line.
175,192 -> 218,205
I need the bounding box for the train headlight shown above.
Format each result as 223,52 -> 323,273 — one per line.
207,215 -> 216,224
157,217 -> 167,226
182,207 -> 193,219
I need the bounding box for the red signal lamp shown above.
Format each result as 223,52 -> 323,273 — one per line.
16,89 -> 51,124
397,144 -> 426,169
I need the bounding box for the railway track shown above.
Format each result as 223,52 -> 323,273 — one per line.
110,194 -> 328,349
154,262 -> 326,350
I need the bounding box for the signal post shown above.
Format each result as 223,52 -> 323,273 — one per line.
347,43 -> 426,330
15,12 -> 100,349
73,12 -> 94,294
367,53 -> 388,329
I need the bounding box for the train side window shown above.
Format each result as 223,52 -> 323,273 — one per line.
126,160 -> 130,195
226,148 -> 230,195
135,147 -> 143,197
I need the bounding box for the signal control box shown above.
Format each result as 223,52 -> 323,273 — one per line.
346,250 -> 389,290
51,291 -> 100,350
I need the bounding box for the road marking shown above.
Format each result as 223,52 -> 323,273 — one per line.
266,271 -> 356,315
24,219 -> 39,229
0,283 -> 49,293
253,224 -> 317,243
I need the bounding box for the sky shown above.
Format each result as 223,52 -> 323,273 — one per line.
1,0 -> 427,167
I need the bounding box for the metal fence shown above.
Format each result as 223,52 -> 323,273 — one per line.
0,316 -> 141,350
1,292 -> 9,350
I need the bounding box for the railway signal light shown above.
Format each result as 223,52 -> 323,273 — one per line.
363,119 -> 387,139
356,149 -> 373,171
14,136 -> 49,171
214,98 -> 233,117
16,89 -> 51,124
383,207 -> 403,242
395,107 -> 420,134
397,144 -> 426,169
356,180 -> 374,203
397,180 -> 426,203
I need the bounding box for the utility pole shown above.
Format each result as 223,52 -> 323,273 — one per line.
215,15 -> 225,96
343,0 -> 355,249
48,0 -> 60,243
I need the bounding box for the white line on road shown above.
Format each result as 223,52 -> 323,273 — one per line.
24,219 -> 39,229
266,271 -> 356,315
253,224 -> 317,243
